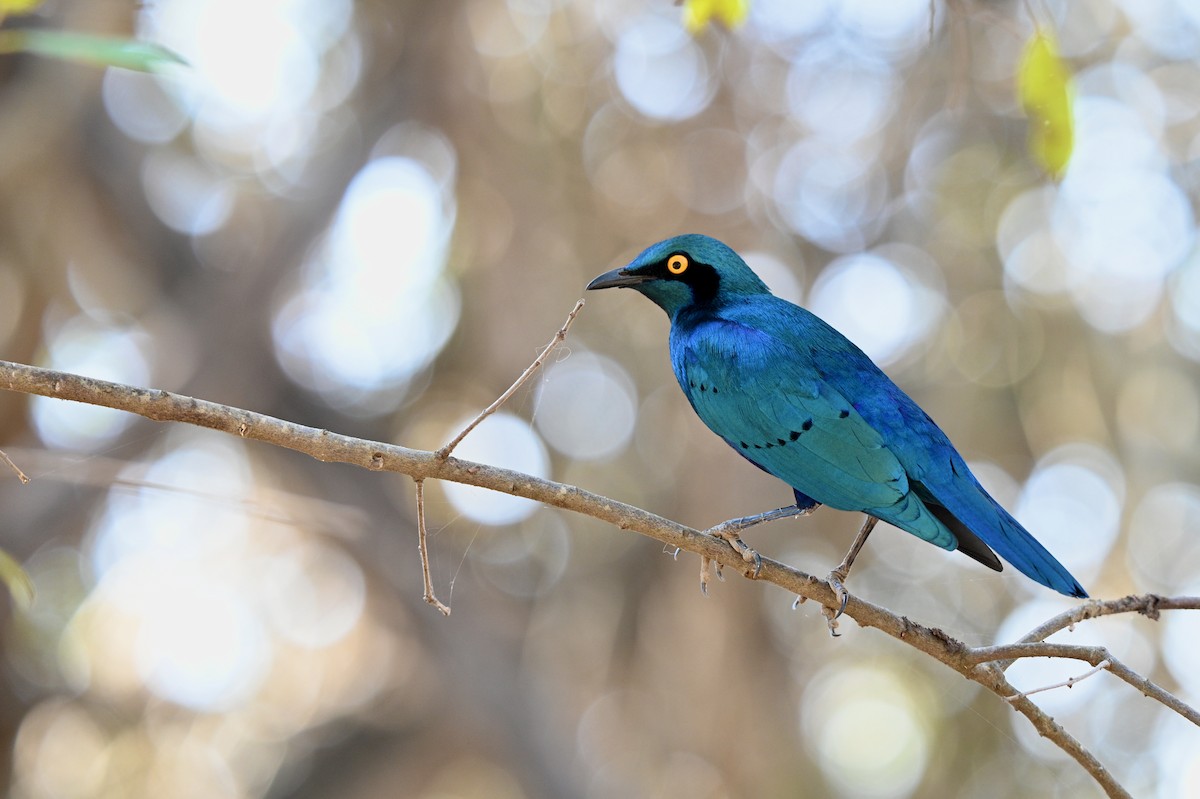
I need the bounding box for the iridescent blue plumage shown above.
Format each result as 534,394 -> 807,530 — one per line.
587,234 -> 1086,598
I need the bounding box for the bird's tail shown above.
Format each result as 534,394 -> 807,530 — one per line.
931,478 -> 1088,599
982,494 -> 1088,598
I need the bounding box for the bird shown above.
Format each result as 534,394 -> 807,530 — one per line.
586,234 -> 1087,609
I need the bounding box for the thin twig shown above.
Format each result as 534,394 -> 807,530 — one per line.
1005,659 -> 1111,702
414,478 -> 450,616
0,447 -> 30,484
978,664 -> 1132,799
971,641 -> 1200,726
436,299 -> 584,460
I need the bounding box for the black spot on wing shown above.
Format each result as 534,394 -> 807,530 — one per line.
789,430 -> 801,441
802,419 -> 813,431
839,409 -> 850,418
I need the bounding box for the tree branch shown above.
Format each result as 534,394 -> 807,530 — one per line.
969,641 -> 1200,726
972,664 -> 1131,799
0,357 -> 1194,798
1012,594 -> 1200,650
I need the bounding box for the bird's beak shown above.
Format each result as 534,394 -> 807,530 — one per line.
586,267 -> 651,291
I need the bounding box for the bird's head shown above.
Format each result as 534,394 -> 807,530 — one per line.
586,234 -> 770,319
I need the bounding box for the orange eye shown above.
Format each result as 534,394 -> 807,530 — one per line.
667,254 -> 689,275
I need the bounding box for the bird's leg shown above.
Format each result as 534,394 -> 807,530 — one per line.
826,515 -> 879,618
701,503 -> 820,588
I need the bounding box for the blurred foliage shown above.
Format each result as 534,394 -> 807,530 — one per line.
681,0 -> 750,32
0,30 -> 185,72
0,0 -> 44,16
0,1 -> 182,72
0,1 -> 1198,798
0,546 -> 34,610
1017,26 -> 1074,179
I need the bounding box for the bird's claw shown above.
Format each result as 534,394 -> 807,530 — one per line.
826,570 -> 851,619
821,603 -> 842,637
713,528 -> 762,577
698,556 -> 730,595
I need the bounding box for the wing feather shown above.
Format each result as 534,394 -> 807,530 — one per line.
676,324 -> 901,510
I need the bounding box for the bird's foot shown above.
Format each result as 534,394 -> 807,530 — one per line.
703,520 -> 764,577
820,515 -> 877,622
700,535 -> 753,590
717,527 -> 762,575
698,504 -> 816,593
825,568 -> 851,619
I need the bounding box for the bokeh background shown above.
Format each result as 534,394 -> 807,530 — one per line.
1,0 -> 1198,797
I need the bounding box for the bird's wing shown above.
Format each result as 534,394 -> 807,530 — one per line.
673,319 -> 954,549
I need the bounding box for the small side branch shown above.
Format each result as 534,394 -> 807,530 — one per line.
436,299 -> 584,460
969,642 -> 1200,727
0,447 -> 30,484
1005,659 -> 1111,701
977,665 -> 1132,799
414,479 -> 450,616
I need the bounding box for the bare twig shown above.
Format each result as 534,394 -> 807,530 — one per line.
0,447 -> 30,484
436,299 -> 584,460
414,479 -> 450,616
1005,659 -> 1111,702
971,641 -> 1200,726
1,355 -> 1196,798
976,664 -> 1132,799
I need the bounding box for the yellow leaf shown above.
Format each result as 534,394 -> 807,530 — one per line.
1018,28 -> 1074,180
0,0 -> 46,15
683,0 -> 749,34
0,548 -> 34,611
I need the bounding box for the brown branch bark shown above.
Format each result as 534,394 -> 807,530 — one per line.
1,357 -> 1193,799
1013,593 -> 1200,649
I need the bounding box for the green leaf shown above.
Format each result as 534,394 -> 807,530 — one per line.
1018,28 -> 1074,180
0,548 -> 34,611
0,29 -> 187,72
